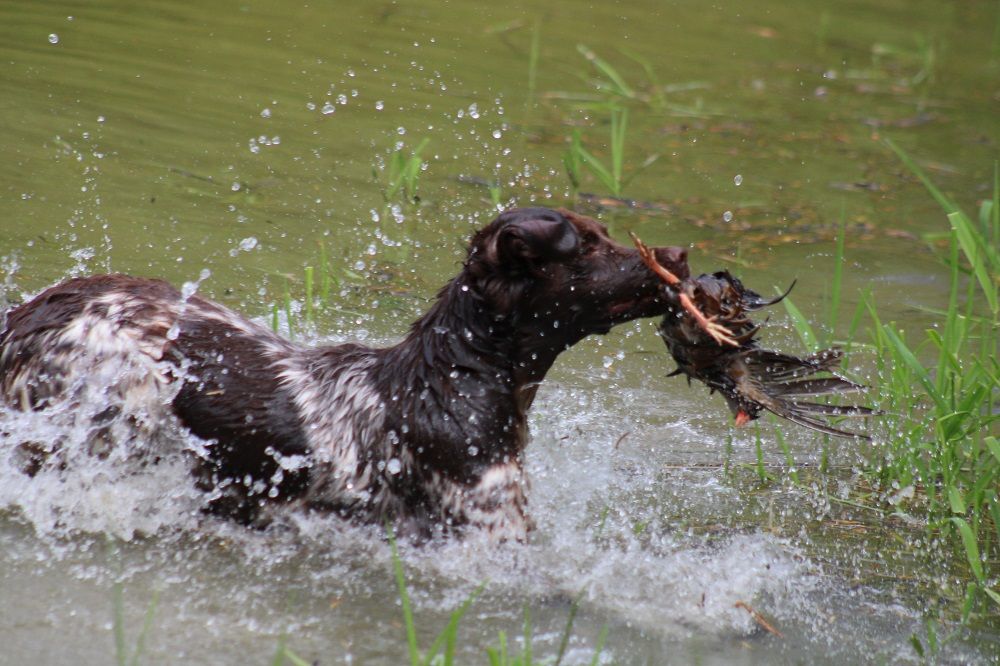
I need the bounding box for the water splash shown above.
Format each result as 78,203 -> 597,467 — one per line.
0,335 -> 981,662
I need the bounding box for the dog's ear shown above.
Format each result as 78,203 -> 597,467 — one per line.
496,209 -> 579,265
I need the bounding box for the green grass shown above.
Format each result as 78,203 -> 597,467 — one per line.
553,44 -> 709,116
111,582 -> 160,666
378,138 -> 430,204
104,533 -> 610,666
387,528 -> 608,665
562,105 -> 659,199
777,142 -> 999,615
268,245 -> 366,338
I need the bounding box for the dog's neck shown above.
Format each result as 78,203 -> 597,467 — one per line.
373,272 -> 566,479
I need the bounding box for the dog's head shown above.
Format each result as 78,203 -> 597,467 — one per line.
464,207 -> 688,360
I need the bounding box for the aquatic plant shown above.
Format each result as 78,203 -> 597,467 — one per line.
268,243 -> 366,337
270,637 -> 311,666
111,582 -> 159,666
867,141 -> 999,613
377,138 -> 430,204
871,34 -> 938,91
388,529 -> 607,665
779,142 -> 999,614
525,19 -> 542,113
548,44 -> 709,116
562,106 -> 659,199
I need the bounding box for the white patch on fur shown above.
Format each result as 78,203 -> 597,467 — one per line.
277,353 -> 389,510
2,279 -> 536,539
430,461 -> 531,541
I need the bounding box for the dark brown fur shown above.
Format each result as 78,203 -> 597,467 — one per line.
0,208 -> 688,538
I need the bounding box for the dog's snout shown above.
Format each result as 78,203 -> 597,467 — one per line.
654,246 -> 690,280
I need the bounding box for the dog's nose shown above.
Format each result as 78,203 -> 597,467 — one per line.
654,246 -> 689,280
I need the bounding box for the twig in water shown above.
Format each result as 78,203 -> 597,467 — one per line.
734,600 -> 784,638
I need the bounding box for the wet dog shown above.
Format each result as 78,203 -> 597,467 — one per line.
0,208 -> 688,540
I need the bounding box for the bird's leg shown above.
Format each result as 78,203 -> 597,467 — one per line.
630,232 -> 739,347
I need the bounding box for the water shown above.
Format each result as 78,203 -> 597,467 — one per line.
1,0 -> 998,662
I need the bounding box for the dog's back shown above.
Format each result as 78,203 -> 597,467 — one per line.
0,208 -> 690,540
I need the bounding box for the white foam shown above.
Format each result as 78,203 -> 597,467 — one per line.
0,398 -> 205,541
2,341 -> 978,662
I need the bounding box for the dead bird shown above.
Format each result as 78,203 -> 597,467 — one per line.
631,234 -> 877,439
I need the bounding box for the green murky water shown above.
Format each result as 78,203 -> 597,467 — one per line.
1,0 -> 998,663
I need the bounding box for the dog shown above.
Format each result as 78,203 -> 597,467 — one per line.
0,207 -> 689,541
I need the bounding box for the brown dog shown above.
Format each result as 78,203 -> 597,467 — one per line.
0,208 -> 688,540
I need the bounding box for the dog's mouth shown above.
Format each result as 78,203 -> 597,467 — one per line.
567,245 -> 689,334
607,287 -> 669,321
608,245 -> 690,321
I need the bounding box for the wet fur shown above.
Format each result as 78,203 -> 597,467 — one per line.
0,208 -> 688,540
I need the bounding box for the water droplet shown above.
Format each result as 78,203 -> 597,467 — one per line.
492,129 -> 502,139
375,100 -> 384,111
260,107 -> 271,118
48,33 -> 59,44
723,210 -> 733,222
734,174 -> 743,186
467,446 -> 479,457
321,102 -> 336,115
238,236 -> 258,252
386,458 -> 402,475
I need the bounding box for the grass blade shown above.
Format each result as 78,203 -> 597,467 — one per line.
948,211 -> 998,313
577,44 -> 635,99
113,582 -> 126,666
577,144 -> 617,195
985,436 -> 1000,465
781,295 -> 819,351
128,589 -> 160,666
554,592 -> 583,666
388,526 -> 421,665
882,326 -> 947,414
526,19 -> 542,110
522,606 -> 532,665
829,208 -> 846,342
423,583 -> 484,665
950,516 -> 985,583
884,138 -> 958,214
589,626 -> 609,666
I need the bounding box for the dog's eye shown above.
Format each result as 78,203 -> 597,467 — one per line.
578,231 -> 604,251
